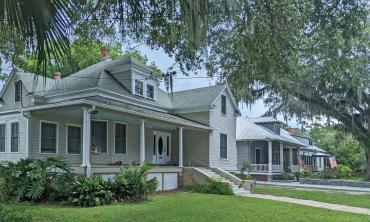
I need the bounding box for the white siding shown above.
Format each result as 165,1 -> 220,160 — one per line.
209,91 -> 237,171
237,141 -> 250,170
0,114 -> 28,162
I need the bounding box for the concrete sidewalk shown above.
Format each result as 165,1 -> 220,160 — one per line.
256,181 -> 370,192
241,193 -> 370,216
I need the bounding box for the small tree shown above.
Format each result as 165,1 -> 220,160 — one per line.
240,161 -> 252,180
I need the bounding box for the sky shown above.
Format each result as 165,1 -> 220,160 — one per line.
0,44 -> 300,128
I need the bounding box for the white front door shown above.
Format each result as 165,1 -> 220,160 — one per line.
153,131 -> 171,165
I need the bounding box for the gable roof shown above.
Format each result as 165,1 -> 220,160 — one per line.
250,116 -> 280,123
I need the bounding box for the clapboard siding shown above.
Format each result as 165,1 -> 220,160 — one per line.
178,112 -> 210,126
183,129 -> 209,167
237,141 -> 249,170
0,114 -> 28,162
0,75 -> 33,112
209,91 -> 237,171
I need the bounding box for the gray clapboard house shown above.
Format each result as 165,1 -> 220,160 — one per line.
236,116 -> 305,180
0,57 -> 242,190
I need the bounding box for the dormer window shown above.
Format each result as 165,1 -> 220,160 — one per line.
15,81 -> 21,103
134,79 -> 144,96
146,84 -> 154,99
221,95 -> 227,115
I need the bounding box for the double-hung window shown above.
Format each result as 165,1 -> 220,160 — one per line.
15,81 -> 21,103
41,122 -> 57,153
221,95 -> 227,115
135,79 -> 144,96
146,84 -> 154,99
91,121 -> 107,153
0,124 -> 5,152
67,125 -> 81,154
11,122 -> 19,152
220,133 -> 227,159
115,123 -> 126,154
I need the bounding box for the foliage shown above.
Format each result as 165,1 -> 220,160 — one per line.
336,165 -> 353,178
0,204 -> 31,222
70,176 -> 114,207
185,176 -> 234,195
240,161 -> 252,178
309,126 -> 366,172
113,163 -> 157,201
0,157 -> 75,202
273,172 -> 294,181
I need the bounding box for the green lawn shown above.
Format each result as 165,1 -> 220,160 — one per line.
254,185 -> 370,209
9,192 -> 370,222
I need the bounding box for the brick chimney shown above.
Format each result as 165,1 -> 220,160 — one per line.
53,72 -> 62,80
100,47 -> 109,60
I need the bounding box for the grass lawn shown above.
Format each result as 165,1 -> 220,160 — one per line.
253,185 -> 370,209
9,192 -> 370,222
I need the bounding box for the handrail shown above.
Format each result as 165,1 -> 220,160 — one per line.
188,156 -> 209,168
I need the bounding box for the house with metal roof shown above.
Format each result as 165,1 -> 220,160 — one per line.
0,56 -> 242,190
236,116 -> 306,180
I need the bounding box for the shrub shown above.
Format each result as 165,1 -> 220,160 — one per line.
273,172 -> 294,180
185,176 -> 234,195
0,204 -> 31,222
0,157 -> 75,202
70,176 -> 114,207
336,164 -> 353,178
112,163 -> 157,201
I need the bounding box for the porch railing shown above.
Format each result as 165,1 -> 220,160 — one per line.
289,165 -> 299,172
251,164 -> 283,172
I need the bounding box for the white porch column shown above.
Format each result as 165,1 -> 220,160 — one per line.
139,119 -> 145,165
268,141 -> 272,173
82,107 -> 91,177
178,127 -> 184,167
289,148 -> 293,168
280,143 -> 284,172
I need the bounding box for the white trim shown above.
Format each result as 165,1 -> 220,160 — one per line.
146,83 -> 155,100
9,121 -> 20,153
0,70 -> 15,99
14,80 -> 22,104
91,119 -> 109,154
39,120 -> 59,154
211,84 -> 241,115
219,133 -> 228,160
0,123 -> 6,153
66,123 -> 83,155
113,121 -> 128,155
133,78 -> 144,96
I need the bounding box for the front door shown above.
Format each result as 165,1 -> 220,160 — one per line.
153,131 -> 171,165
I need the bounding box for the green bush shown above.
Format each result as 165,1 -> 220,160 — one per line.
70,176 -> 114,207
185,176 -> 234,195
273,172 -> 294,180
112,163 -> 157,201
0,157 -> 75,202
0,204 -> 31,222
336,164 -> 353,178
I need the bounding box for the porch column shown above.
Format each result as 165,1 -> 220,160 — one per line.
178,127 -> 184,167
289,148 -> 293,168
280,143 -> 284,172
82,107 -> 91,177
268,141 -> 272,173
139,119 -> 145,165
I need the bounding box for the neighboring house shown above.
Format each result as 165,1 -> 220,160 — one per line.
292,134 -> 330,172
236,117 -> 305,181
0,56 -> 241,190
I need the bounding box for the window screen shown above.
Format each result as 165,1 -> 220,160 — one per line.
146,84 -> 154,99
68,125 -> 81,154
91,121 -> 107,153
15,81 -> 21,103
221,95 -> 226,115
0,124 -> 5,152
220,133 -> 227,159
135,79 -> 144,96
41,122 -> 57,153
115,123 -> 126,154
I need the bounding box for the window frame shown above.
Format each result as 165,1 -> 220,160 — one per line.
221,95 -> 227,115
66,123 -> 82,155
114,121 -> 127,155
0,123 -> 5,153
14,80 -> 22,103
39,120 -> 59,154
91,119 -> 108,154
10,122 -> 19,153
134,79 -> 144,96
219,133 -> 228,159
146,84 -> 154,100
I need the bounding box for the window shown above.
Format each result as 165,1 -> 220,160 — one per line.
15,81 -> 21,103
0,124 -> 5,152
91,121 -> 107,153
135,79 -> 144,96
67,125 -> 81,154
146,84 -> 154,99
41,122 -> 57,153
221,95 -> 226,115
220,133 -> 227,159
115,123 -> 126,154
167,136 -> 169,157
11,122 -> 19,152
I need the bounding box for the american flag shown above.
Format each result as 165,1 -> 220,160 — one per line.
297,155 -> 304,167
329,156 -> 337,168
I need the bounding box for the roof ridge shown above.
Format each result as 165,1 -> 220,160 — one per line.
171,84 -> 225,94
